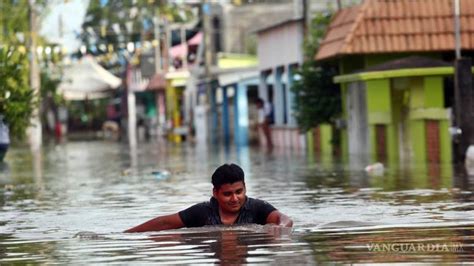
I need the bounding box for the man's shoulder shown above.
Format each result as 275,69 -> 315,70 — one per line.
245,197 -> 275,209
191,200 -> 213,209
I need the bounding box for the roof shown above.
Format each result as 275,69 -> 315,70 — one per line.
58,56 -> 121,100
334,56 -> 455,83
362,56 -> 451,72
253,17 -> 303,34
316,0 -> 474,61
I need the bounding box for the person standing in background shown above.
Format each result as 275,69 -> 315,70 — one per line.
0,115 -> 10,162
255,98 -> 273,150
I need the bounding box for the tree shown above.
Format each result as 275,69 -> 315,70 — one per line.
0,49 -> 36,140
291,11 -> 341,132
80,0 -> 196,56
0,0 -> 55,140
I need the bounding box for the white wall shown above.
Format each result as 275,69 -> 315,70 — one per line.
257,21 -> 304,71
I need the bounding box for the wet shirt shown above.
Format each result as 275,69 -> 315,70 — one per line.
258,102 -> 273,124
178,197 -> 276,227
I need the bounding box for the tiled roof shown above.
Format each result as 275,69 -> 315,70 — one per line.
316,0 -> 474,61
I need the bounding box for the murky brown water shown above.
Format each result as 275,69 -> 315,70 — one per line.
1,140 -> 473,264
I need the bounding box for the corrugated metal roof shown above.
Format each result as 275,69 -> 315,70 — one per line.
316,0 -> 474,61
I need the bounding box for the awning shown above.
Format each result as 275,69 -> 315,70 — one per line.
169,32 -> 202,59
217,68 -> 259,87
58,56 -> 122,100
166,70 -> 190,87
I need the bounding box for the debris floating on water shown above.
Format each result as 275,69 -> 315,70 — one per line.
152,170 -> 171,180
364,162 -> 384,176
73,231 -> 106,240
466,145 -> 474,176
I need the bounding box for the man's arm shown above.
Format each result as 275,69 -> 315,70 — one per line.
124,213 -> 185,233
266,210 -> 293,227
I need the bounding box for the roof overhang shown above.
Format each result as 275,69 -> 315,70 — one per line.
166,70 -> 190,87
253,17 -> 303,34
217,68 -> 259,87
334,66 -> 462,84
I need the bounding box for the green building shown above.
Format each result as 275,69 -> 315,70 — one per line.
315,0 -> 474,171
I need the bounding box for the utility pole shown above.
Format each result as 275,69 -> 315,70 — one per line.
453,0 -> 474,162
195,0 -> 214,145
181,26 -> 188,69
302,0 -> 310,47
28,0 -> 42,151
153,12 -> 162,73
203,0 -> 212,98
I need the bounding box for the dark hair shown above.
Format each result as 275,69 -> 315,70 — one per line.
212,163 -> 245,189
255,98 -> 264,105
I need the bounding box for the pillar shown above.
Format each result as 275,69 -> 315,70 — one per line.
286,64 -> 296,126
222,86 -> 230,146
366,79 -> 396,163
274,66 -> 284,125
259,71 -> 270,102
210,86 -> 218,145
234,83 -> 249,146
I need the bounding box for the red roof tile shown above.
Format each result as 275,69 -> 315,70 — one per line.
316,0 -> 474,60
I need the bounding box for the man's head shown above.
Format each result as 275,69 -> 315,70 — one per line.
212,163 -> 246,214
212,163 -> 245,189
255,98 -> 264,109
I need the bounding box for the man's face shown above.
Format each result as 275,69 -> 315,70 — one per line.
213,181 -> 246,214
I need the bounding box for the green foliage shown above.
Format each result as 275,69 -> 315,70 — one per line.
40,71 -> 64,106
291,62 -> 340,132
81,0 -> 195,52
303,11 -> 333,60
0,49 -> 37,139
292,10 -> 341,132
0,0 -> 50,45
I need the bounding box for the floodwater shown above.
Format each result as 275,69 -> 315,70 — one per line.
1,140 -> 474,264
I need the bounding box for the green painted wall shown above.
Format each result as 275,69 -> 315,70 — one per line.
439,120 -> 452,165
340,84 -> 349,163
366,79 -> 391,114
408,77 -> 436,167
337,54 -> 451,167
424,77 -> 444,108
410,77 -> 424,109
320,124 -> 333,156
365,79 -> 396,163
390,85 -> 404,165
410,119 -> 427,165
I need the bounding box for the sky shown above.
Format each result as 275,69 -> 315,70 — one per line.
40,0 -> 90,52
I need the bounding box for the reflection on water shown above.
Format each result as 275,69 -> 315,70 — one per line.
305,225 -> 473,263
1,141 -> 474,263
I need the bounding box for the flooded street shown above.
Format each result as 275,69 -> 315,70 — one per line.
1,141 -> 474,264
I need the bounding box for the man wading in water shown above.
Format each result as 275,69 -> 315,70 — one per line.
125,163 -> 293,232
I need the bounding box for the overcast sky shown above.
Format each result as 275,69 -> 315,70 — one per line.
40,0 -> 89,52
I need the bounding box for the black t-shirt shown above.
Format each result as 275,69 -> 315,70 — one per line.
178,197 -> 277,227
